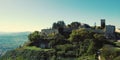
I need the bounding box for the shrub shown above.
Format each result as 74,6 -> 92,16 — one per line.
114,56 -> 120,60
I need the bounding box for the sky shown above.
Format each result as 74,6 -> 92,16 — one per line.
0,0 -> 120,32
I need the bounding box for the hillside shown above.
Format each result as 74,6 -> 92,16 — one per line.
1,21 -> 120,60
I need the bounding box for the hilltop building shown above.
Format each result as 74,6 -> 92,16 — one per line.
101,19 -> 106,29
105,25 -> 116,39
41,19 -> 116,40
41,29 -> 58,35
100,19 -> 116,39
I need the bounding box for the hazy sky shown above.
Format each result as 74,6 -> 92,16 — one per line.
0,0 -> 120,32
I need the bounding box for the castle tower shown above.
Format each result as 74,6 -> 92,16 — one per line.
101,19 -> 105,29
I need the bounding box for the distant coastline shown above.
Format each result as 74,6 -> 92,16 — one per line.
0,32 -> 30,57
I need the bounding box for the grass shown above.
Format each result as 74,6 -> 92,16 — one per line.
16,46 -> 54,52
24,46 -> 41,51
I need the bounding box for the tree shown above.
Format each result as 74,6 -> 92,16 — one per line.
70,22 -> 81,28
54,33 -> 65,40
93,33 -> 106,49
79,39 -> 95,55
69,28 -> 93,42
52,23 -> 58,29
57,21 -> 66,28
49,33 -> 68,47
52,21 -> 66,29
86,39 -> 95,55
28,31 -> 43,42
94,33 -> 105,41
82,24 -> 91,28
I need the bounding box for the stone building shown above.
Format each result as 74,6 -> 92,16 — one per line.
41,29 -> 58,35
105,25 -> 116,39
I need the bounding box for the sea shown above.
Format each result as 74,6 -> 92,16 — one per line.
0,32 -> 30,56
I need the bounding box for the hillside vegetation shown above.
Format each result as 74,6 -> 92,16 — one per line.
1,21 -> 120,60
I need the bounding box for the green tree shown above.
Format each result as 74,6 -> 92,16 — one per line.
69,28 -> 94,42
79,39 -> 95,55
70,22 -> 81,28
86,39 -> 95,55
28,31 -> 43,42
93,33 -> 106,49
81,24 -> 91,28
94,33 -> 105,41
49,33 -> 68,47
52,23 -> 58,29
52,21 -> 66,29
57,21 -> 66,28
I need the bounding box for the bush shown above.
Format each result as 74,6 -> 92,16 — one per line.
55,44 -> 74,51
69,28 -> 94,42
79,39 -> 95,55
101,45 -> 119,60
114,56 -> 120,60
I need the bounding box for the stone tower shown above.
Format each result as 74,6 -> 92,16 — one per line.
101,19 -> 105,29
